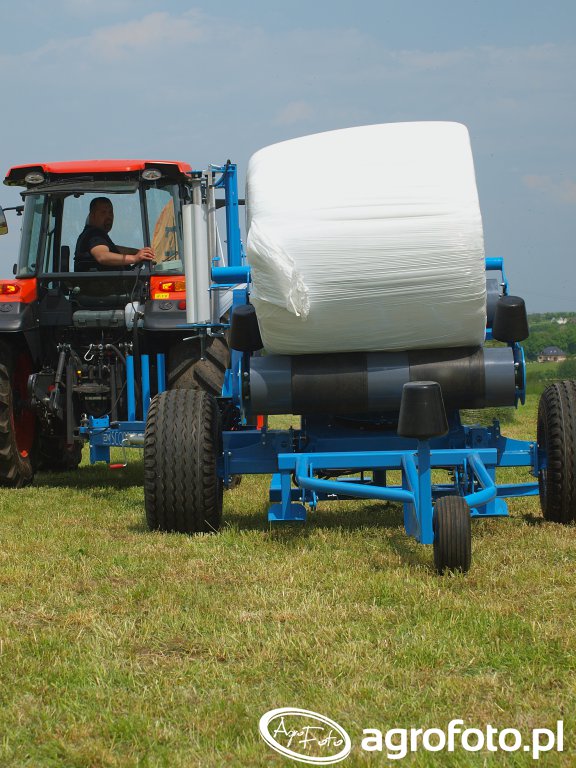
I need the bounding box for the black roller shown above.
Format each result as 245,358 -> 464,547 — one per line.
292,353 -> 367,414
408,347 -> 487,410
248,346 -> 517,415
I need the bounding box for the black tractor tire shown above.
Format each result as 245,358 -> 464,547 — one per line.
37,436 -> 83,472
167,337 -> 229,396
0,342 -> 36,487
205,336 -> 230,371
537,380 -> 576,523
144,388 -> 223,533
433,496 -> 472,574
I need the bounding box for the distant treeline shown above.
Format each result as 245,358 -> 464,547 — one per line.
522,312 -> 576,361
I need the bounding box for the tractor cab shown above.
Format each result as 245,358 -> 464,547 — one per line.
6,161 -> 188,272
3,160 -> 191,307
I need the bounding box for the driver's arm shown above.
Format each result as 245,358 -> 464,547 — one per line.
90,244 -> 156,267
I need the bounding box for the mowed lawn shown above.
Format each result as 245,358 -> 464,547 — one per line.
0,395 -> 574,767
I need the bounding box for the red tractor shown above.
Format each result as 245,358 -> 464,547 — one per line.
0,159 -> 244,485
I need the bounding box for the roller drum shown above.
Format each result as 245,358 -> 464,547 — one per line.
248,346 -> 516,415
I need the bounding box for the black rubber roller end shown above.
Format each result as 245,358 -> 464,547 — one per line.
492,295 -> 529,343
398,381 -> 449,440
230,304 -> 264,352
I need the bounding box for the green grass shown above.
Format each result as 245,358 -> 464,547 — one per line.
0,396 -> 574,766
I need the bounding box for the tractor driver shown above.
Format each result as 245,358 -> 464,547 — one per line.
74,197 -> 156,271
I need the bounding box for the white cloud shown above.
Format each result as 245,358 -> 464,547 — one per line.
274,101 -> 315,125
58,0 -> 133,13
0,10 -> 209,68
523,175 -> 576,204
392,49 -> 473,71
85,11 -> 207,60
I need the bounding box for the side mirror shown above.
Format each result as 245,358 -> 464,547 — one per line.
0,207 -> 7,236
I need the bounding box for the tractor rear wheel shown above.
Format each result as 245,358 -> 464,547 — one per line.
433,496 -> 471,574
0,342 -> 36,487
167,336 -> 229,396
144,388 -> 223,533
537,380 -> 576,523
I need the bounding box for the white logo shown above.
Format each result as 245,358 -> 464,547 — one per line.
259,708 -> 352,764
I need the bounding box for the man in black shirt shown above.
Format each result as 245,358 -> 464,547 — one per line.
74,197 -> 156,271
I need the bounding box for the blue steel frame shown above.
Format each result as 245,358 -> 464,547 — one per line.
211,162 -> 244,269
78,353 -> 166,464
220,415 -> 540,544
219,258 -> 541,547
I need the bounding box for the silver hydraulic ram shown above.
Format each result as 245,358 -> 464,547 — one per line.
247,346 -> 517,415
183,176 -> 211,324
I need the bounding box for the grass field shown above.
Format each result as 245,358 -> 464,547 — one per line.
0,395 -> 574,766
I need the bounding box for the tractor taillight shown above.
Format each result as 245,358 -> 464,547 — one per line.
159,279 -> 186,293
150,275 -> 186,299
0,279 -> 36,302
0,283 -> 20,295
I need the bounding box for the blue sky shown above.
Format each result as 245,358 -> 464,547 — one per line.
1,0 -> 574,311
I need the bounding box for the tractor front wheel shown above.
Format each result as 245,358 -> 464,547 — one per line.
537,380 -> 576,523
433,496 -> 471,574
0,342 -> 36,487
144,388 -> 223,533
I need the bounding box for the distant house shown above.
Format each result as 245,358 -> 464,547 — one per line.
538,346 -> 567,363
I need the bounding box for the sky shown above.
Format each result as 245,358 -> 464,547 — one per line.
0,0 -> 574,311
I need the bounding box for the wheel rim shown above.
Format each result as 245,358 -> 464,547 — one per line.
11,353 -> 35,457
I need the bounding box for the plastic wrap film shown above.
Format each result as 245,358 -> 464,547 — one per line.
246,122 -> 487,355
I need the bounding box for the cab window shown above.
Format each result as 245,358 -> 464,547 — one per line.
17,194 -> 46,276
146,185 -> 182,273
61,192 -> 144,267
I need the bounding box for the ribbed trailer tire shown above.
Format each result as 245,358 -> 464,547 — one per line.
537,380 -> 576,523
167,337 -> 229,396
0,343 -> 35,487
144,388 -> 223,533
433,496 -> 472,574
